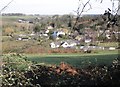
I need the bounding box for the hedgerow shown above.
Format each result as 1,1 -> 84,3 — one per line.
0,53 -> 120,87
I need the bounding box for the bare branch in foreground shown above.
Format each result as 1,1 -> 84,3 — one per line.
0,0 -> 14,13
72,0 -> 91,30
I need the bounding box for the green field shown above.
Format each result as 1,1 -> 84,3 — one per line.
26,53 -> 119,68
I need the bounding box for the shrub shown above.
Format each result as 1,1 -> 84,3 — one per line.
33,24 -> 41,33
4,27 -> 14,36
1,54 -> 120,87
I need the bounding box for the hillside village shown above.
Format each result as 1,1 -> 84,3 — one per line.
2,12 -> 120,53
1,0 -> 120,86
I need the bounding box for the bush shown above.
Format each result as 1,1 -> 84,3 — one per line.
3,27 -> 14,36
33,24 -> 41,33
1,54 -> 120,87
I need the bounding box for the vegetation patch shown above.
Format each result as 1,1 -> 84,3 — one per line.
0,53 -> 120,87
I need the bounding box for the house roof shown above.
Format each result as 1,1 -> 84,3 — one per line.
62,39 -> 80,45
50,41 -> 61,46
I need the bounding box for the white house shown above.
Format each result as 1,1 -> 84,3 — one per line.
47,26 -> 54,29
29,33 -> 35,36
43,34 -> 48,37
45,30 -> 49,34
106,34 -> 111,39
61,40 -> 79,48
85,39 -> 91,43
57,31 -> 65,36
109,47 -> 116,50
50,42 -> 56,48
18,37 -> 22,41
17,37 -> 29,41
50,42 -> 60,48
50,40 -> 80,49
61,42 -> 70,48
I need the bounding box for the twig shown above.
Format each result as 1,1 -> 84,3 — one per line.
73,0 -> 91,30
0,0 -> 14,13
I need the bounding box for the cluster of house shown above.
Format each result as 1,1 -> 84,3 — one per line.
50,40 -> 80,49
50,40 -> 116,51
16,27 -> 94,43
15,20 -> 118,51
17,17 -> 119,42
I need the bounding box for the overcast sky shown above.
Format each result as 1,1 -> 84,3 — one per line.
0,0 -> 119,15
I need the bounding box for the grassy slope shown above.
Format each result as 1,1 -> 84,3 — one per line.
26,50 -> 119,68
98,42 -> 119,47
26,50 -> 119,57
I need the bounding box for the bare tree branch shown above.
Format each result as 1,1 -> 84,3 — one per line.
84,3 -> 92,12
72,0 -> 91,30
0,0 -> 14,13
100,0 -> 103,3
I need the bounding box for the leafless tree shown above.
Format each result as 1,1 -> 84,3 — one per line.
72,0 -> 92,30
99,0 -> 120,41
72,0 -> 119,42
